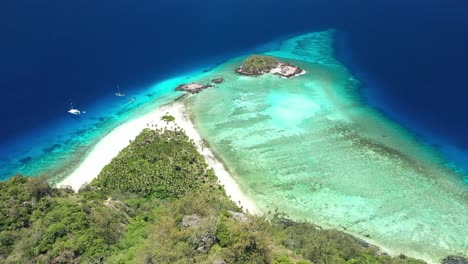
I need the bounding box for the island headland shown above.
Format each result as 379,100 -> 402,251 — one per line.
1,114 -> 429,264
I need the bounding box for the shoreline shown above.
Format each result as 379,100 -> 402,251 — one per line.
50,91 -> 441,264
22,31 -> 465,264
57,95 -> 397,258
58,100 -> 258,214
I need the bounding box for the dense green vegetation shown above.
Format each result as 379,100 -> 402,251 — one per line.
240,55 -> 279,75
161,114 -> 175,122
95,129 -> 212,198
0,128 -> 435,263
0,176 -> 127,263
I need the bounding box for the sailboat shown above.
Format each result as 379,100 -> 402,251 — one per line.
115,83 -> 126,97
68,102 -> 81,115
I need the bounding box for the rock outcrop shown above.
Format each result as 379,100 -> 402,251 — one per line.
235,55 -> 305,79
181,214 -> 202,228
228,210 -> 247,222
212,258 -> 227,264
176,82 -> 213,94
272,62 -> 305,78
194,233 -> 216,253
211,78 -> 224,84
441,255 -> 468,264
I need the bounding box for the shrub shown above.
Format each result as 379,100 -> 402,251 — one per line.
241,55 -> 279,75
161,114 -> 175,122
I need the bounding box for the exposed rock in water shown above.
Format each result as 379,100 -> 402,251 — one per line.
272,62 -> 305,78
211,77 -> 224,84
441,255 -> 468,264
176,82 -> 213,94
181,214 -> 201,228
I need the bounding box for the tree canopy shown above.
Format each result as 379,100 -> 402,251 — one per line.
0,129 -> 436,263
240,55 -> 279,75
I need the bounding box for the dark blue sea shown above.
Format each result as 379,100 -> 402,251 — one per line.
1,0 -> 467,179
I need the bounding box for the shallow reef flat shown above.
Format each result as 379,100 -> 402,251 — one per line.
187,31 -> 468,262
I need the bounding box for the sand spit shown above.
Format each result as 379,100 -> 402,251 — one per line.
58,101 -> 258,213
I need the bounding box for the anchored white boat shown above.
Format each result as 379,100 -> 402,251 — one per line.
68,108 -> 81,115
68,102 -> 81,115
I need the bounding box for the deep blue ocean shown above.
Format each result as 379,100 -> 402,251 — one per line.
1,0 -> 467,178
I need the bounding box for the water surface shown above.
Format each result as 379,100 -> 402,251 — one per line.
188,31 -> 468,262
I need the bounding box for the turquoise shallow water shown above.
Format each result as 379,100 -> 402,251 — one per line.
187,31 -> 468,262
0,74 -> 205,183
1,29 -> 467,262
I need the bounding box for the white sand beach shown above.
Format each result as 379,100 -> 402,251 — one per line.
58,101 -> 258,213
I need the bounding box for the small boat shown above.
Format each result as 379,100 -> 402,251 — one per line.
129,98 -> 135,103
68,102 -> 81,115
115,83 -> 126,97
68,108 -> 81,115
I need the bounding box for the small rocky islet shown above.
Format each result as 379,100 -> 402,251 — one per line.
235,54 -> 305,78
175,78 -> 224,94
175,55 -> 305,94
175,82 -> 214,94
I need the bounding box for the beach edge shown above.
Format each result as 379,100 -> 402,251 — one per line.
57,100 -> 258,214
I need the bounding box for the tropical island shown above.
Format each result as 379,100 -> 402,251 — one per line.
235,55 -> 305,78
175,55 -> 305,95
2,31 -> 467,264
0,127 -> 428,263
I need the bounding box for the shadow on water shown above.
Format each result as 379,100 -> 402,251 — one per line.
18,156 -> 33,165
42,143 -> 62,153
